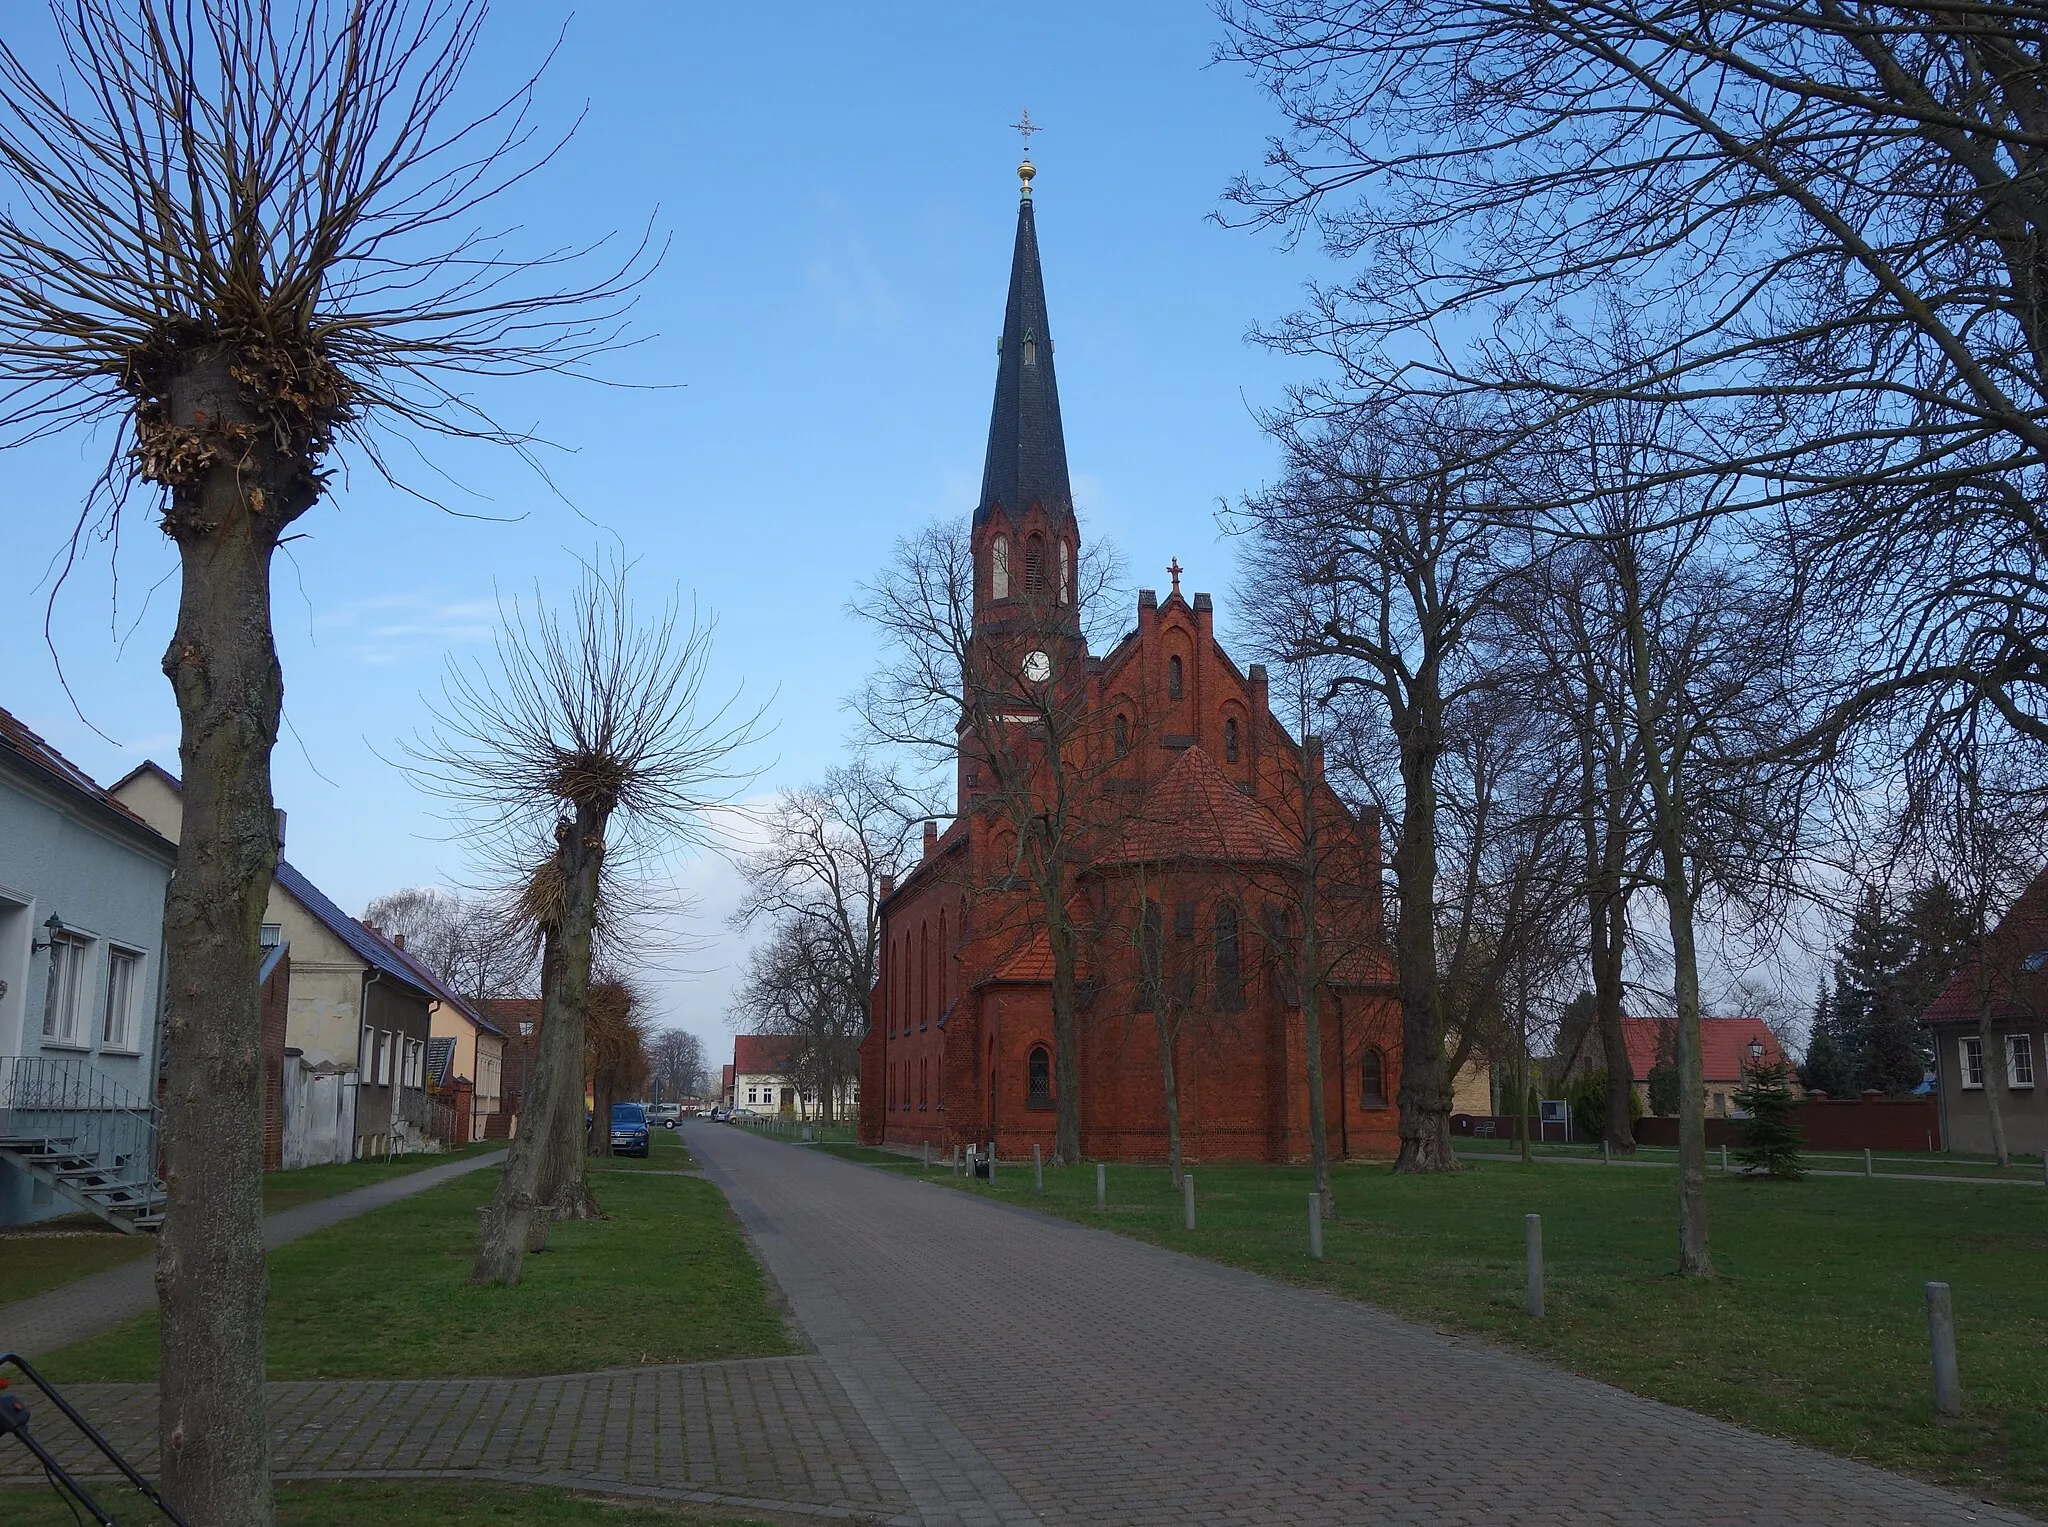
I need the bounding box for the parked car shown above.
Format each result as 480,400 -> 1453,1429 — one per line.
646,1103 -> 682,1129
708,1106 -> 732,1122
608,1102 -> 650,1157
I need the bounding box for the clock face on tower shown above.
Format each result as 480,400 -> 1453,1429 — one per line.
1022,649 -> 1053,683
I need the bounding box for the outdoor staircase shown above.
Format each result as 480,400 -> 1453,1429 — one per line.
0,1057 -> 165,1235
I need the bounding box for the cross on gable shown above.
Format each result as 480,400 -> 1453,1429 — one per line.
1168,558 -> 1183,596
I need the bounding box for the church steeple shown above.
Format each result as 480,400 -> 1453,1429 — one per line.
975,159 -> 1073,533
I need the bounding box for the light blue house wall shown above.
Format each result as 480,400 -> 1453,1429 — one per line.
0,734 -> 175,1226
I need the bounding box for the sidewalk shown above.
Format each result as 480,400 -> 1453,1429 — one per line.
0,1149 -> 505,1360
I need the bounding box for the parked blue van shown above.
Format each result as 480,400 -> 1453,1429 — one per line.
608,1102 -> 649,1158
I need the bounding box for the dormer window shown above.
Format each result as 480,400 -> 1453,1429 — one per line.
1168,655 -> 1184,700
1022,329 -> 1037,366
992,534 -> 1010,599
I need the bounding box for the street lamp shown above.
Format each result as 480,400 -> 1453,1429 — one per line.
31,913 -> 64,952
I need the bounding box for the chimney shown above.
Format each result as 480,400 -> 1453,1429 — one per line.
923,819 -> 939,858
879,873 -> 895,898
1305,735 -> 1325,783
1248,662 -> 1269,718
1137,587 -> 1158,636
1192,591 -> 1213,643
392,933 -> 406,951
274,807 -> 287,850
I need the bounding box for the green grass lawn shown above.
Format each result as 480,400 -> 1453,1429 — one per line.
887,1148 -> 2048,1518
1456,1136 -> 2048,1182
0,1145 -> 506,1310
37,1131 -> 797,1381
0,1479 -> 777,1526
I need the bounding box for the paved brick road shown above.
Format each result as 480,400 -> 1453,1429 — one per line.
688,1123 -> 2031,1527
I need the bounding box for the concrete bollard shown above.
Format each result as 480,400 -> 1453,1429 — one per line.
1183,1173 -> 1196,1230
1926,1282 -> 1961,1416
1308,1192 -> 1324,1260
1525,1213 -> 1544,1318
921,1140 -> 929,1168
1096,1161 -> 1106,1210
1602,1140 -> 1611,1166
1720,1144 -> 1729,1173
1034,1143 -> 1044,1196
1865,1147 -> 1873,1178
988,1140 -> 997,1187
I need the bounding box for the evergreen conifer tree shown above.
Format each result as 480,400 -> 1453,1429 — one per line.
1733,1060 -> 1805,1178
1798,981 -> 1857,1096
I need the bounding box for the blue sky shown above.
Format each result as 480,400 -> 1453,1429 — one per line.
0,2 -> 1335,1059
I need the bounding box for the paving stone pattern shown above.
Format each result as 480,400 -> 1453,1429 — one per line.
688,1124 -> 2033,1527
0,1150 -> 510,1359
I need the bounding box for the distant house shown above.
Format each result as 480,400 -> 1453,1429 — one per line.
359,921 -> 505,1146
730,1034 -> 858,1120
1921,867 -> 2048,1158
0,708 -> 176,1229
112,760 -> 437,1162
1562,1015 -> 1792,1118
719,1064 -> 734,1108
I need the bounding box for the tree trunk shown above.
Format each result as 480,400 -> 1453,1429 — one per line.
1517,966 -> 1534,1165
1046,868 -> 1083,1165
588,1070 -> 615,1158
542,1030 -> 601,1216
1299,742 -> 1332,1216
1157,1011 -> 1184,1188
1976,990 -> 2011,1167
1579,727 -> 1636,1153
473,813 -> 603,1284
1392,705 -> 1456,1173
155,345 -> 320,1527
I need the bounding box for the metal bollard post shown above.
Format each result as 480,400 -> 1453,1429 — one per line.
1034,1143 -> 1044,1196
1603,1140 -> 1611,1165
921,1139 -> 929,1168
1720,1144 -> 1729,1173
1926,1282 -> 1961,1416
1525,1213 -> 1544,1318
1865,1147 -> 1873,1178
1308,1192 -> 1324,1260
1096,1161 -> 1106,1210
1183,1173 -> 1196,1230
988,1140 -> 997,1187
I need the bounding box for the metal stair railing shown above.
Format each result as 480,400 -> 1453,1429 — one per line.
0,1056 -> 163,1233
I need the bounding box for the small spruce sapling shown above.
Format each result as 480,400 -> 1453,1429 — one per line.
1732,1060 -> 1805,1179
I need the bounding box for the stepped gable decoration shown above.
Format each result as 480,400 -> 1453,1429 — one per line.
858,156 -> 1403,1165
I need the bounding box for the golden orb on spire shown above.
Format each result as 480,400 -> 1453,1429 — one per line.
1018,157 -> 1036,197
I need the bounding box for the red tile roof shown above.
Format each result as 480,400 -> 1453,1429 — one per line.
1922,865 -> 2048,1025
732,1035 -> 800,1075
1104,746 -> 1296,866
1615,1016 -> 1788,1083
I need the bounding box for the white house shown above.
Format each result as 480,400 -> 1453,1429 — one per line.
0,708 -> 175,1229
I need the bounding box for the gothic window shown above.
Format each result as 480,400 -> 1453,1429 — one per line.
1115,714 -> 1129,756
920,1057 -> 929,1109
1215,902 -> 1245,1011
1172,899 -> 1196,1007
1262,904 -> 1300,1008
1059,540 -> 1072,604
1025,533 -> 1045,594
992,535 -> 1010,599
1361,1048 -> 1387,1108
1027,1045 -> 1053,1108
1225,718 -> 1240,763
1168,655 -> 1183,700
1136,900 -> 1163,1011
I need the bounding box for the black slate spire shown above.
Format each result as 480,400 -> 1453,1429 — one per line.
975,177 -> 1072,528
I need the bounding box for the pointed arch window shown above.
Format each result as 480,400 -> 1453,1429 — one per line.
1136,899 -> 1164,1012
1025,533 -> 1045,595
1168,655 -> 1184,701
1027,1045 -> 1053,1107
1225,718 -> 1240,762
1114,714 -> 1129,757
1059,541 -> 1072,605
1361,1048 -> 1388,1108
991,535 -> 1010,599
1214,902 -> 1245,1012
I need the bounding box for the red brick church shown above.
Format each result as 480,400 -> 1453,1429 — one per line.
857,160 -> 1401,1163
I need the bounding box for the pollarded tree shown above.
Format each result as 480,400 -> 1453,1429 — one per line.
409,559 -> 761,1285
0,5 -> 651,1518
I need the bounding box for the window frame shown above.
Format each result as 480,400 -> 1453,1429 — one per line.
1168,654 -> 1184,700
2007,1032 -> 2036,1089
1026,1044 -> 1054,1109
1960,1035 -> 1985,1089
991,534 -> 1010,599
1214,902 -> 1245,1012
1360,1047 -> 1387,1109
100,943 -> 145,1053
1224,717 -> 1240,763
41,929 -> 95,1049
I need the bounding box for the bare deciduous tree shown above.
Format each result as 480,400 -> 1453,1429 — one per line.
409,559 -> 760,1286
0,3 -> 652,1515
361,885 -> 535,1000
647,1026 -> 709,1102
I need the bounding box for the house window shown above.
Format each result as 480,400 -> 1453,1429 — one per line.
259,923 -> 283,948
1136,900 -> 1163,1012
1214,903 -> 1245,1012
1168,655 -> 1183,700
2007,1033 -> 2036,1089
1712,1092 -> 1728,1116
1960,1036 -> 1985,1089
102,947 -> 142,1051
519,1021 -> 534,1036
992,534 -> 1010,599
1361,1048 -> 1387,1108
42,932 -> 92,1047
1027,1045 -> 1053,1108
1225,718 -> 1239,763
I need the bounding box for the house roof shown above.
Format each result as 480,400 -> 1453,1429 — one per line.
1922,865 -> 2048,1026
269,858 -> 435,1003
732,1034 -> 800,1076
1102,745 -> 1297,866
357,922 -> 505,1037
1612,1016 -> 1788,1083
425,1036 -> 457,1088
0,705 -> 173,856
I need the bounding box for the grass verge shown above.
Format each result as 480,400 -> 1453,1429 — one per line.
0,1145 -> 505,1310
887,1147 -> 2048,1518
0,1479 -> 780,1526
37,1130 -> 797,1381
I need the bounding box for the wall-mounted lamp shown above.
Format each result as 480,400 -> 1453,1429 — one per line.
31,913 -> 65,952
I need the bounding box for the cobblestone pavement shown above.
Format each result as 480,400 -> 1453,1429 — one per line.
687,1124 -> 2033,1527
0,1358 -> 912,1522
0,1150 -> 509,1359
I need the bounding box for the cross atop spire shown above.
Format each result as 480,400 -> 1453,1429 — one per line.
1168,558 -> 1183,597
1010,107 -> 1041,152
